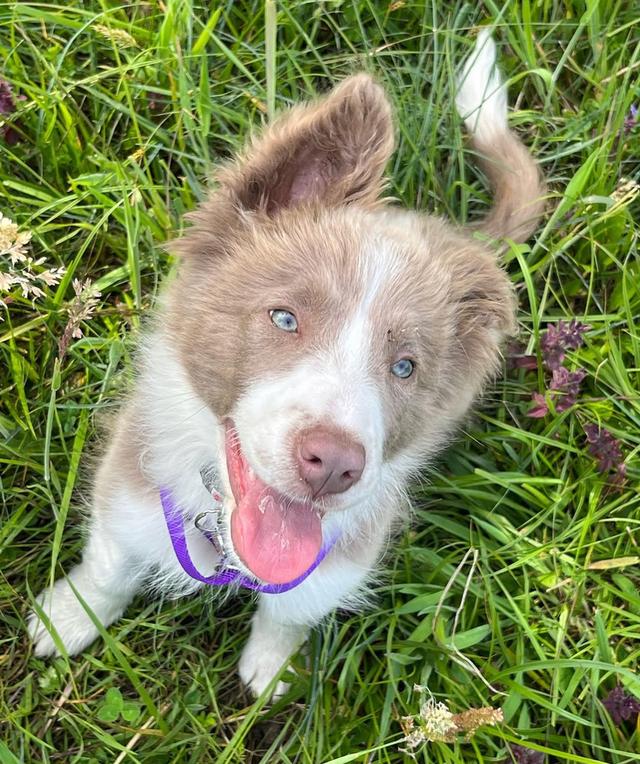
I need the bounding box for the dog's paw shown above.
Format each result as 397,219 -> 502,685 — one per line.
28,578 -> 101,658
238,633 -> 292,700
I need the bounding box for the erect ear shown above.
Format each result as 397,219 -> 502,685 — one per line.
217,74 -> 395,214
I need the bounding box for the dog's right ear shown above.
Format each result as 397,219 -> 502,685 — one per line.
216,74 -> 395,214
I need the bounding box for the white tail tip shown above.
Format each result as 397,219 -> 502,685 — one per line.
455,30 -> 508,142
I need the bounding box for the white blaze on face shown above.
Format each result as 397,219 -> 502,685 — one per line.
232,236 -> 404,505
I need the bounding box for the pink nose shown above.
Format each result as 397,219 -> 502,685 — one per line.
297,428 -> 366,498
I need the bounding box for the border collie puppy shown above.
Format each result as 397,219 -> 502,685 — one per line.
29,32 -> 544,698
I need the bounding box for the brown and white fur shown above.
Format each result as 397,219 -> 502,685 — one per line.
29,32 -> 545,698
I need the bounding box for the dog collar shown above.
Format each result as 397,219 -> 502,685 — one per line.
160,487 -> 337,594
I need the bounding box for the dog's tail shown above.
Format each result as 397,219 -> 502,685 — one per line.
456,31 -> 545,243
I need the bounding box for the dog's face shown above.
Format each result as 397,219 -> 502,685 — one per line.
167,75 -> 515,583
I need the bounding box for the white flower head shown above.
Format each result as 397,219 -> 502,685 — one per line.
0,213 -> 65,320
419,696 -> 457,741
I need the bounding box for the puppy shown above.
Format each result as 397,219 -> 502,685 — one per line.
29,32 -> 544,698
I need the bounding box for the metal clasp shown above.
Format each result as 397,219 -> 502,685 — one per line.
193,510 -> 241,572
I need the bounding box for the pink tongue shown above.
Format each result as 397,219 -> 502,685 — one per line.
227,432 -> 322,585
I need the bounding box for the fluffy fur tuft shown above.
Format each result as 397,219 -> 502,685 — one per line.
457,30 -> 546,243
455,29 -> 507,141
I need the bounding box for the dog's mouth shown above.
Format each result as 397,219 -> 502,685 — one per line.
225,421 -> 323,585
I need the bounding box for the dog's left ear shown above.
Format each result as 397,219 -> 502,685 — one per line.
450,252 -> 517,372
217,74 -> 395,214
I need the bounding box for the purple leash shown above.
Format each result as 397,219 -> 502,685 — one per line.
160,487 -> 336,594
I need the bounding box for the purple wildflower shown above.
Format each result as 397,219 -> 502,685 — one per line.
540,320 -> 590,371
508,341 -> 538,371
510,354 -> 539,371
506,744 -> 544,764
3,128 -> 19,146
527,368 -> 585,417
624,104 -> 638,132
0,78 -> 23,144
602,686 -> 640,725
528,392 -> 549,418
583,424 -> 626,481
0,79 -> 15,115
550,367 -> 586,412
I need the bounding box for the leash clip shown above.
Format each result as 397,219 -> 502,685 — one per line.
193,509 -> 241,571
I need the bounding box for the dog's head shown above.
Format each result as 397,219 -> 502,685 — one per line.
167,75 -> 515,584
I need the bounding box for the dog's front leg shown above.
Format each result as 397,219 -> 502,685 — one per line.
239,602 -> 308,699
239,551 -> 374,699
28,510 -> 144,657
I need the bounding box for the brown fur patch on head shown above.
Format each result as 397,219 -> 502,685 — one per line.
353,212 -> 516,461
167,209 -> 362,415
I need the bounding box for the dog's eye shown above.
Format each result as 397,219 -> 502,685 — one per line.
269,309 -> 298,333
391,358 -> 414,379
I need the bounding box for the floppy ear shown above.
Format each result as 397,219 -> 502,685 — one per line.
450,250 -> 517,375
217,74 -> 395,214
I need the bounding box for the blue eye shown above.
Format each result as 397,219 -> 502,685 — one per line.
269,309 -> 298,333
391,358 -> 414,379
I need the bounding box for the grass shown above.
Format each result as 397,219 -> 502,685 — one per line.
1,1 -> 639,762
